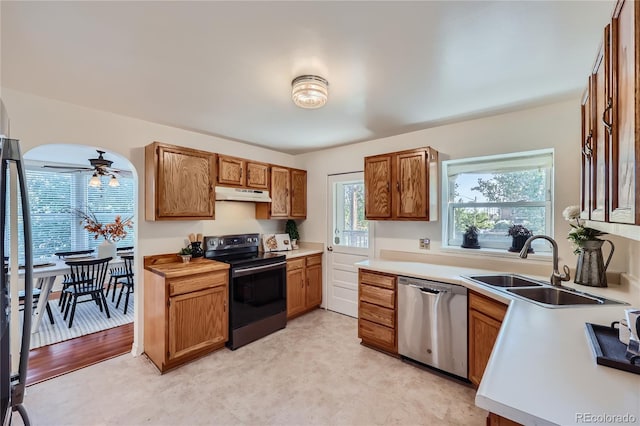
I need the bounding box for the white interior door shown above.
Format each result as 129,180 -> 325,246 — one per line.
326,172 -> 371,318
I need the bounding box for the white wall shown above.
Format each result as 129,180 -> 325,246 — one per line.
297,98 -> 630,275
4,88 -> 636,356
1,88 -> 296,354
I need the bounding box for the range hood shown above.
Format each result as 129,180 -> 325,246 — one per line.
215,186 -> 272,202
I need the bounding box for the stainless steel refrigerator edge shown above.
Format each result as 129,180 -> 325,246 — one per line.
0,98 -> 33,425
397,276 -> 468,379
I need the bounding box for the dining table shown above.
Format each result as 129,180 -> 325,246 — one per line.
13,255 -> 126,333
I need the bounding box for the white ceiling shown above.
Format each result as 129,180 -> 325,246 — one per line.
1,1 -> 614,155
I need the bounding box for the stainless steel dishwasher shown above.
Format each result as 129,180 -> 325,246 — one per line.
398,276 -> 468,378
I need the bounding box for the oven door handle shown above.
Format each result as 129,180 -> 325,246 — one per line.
232,261 -> 287,277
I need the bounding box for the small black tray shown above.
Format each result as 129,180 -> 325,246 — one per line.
585,323 -> 640,375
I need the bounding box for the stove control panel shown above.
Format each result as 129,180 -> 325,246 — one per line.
204,234 -> 261,251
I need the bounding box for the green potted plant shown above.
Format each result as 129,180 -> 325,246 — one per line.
507,224 -> 534,253
178,246 -> 192,263
461,225 -> 480,249
285,219 -> 299,249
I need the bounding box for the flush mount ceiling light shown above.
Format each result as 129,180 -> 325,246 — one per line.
291,75 -> 329,109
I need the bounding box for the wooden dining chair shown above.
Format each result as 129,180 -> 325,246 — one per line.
62,257 -> 112,328
115,255 -> 134,314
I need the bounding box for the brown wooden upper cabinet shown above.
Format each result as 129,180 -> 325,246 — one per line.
580,0 -> 640,225
256,167 -> 307,219
609,0 -> 639,224
145,142 -> 216,221
217,154 -> 269,190
364,147 -> 438,221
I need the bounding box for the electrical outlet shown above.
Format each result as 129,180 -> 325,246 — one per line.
419,238 -> 431,249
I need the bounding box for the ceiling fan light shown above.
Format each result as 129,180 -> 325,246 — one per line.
108,175 -> 120,187
89,173 -> 101,188
291,75 -> 328,109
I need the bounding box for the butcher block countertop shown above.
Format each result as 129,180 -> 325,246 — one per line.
143,254 -> 229,279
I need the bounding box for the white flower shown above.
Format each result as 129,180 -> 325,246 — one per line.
562,205 -> 580,221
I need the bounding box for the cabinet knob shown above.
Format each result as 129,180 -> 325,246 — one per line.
327,246 -> 333,252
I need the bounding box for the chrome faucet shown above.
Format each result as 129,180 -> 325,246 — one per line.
519,235 -> 570,287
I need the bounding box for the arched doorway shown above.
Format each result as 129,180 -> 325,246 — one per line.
22,143 -> 138,383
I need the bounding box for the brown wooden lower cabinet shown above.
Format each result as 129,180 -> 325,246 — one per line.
143,255 -> 230,373
486,412 -> 522,426
358,269 -> 397,354
286,254 -> 323,319
468,290 -> 508,387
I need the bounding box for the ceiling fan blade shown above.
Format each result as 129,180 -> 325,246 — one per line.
110,169 -> 133,178
42,165 -> 93,171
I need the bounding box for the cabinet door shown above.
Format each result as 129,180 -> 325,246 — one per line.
580,82 -> 594,220
168,286 -> 227,360
468,309 -> 502,387
591,27 -> 611,222
394,150 -> 427,218
218,155 -> 245,187
152,143 -> 216,220
270,167 -> 291,217
610,0 -> 639,224
287,267 -> 306,318
246,161 -> 269,190
290,169 -> 307,218
364,154 -> 392,219
305,259 -> 322,308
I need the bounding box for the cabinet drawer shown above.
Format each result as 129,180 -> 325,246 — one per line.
169,271 -> 227,296
360,301 -> 395,328
360,283 -> 395,309
287,258 -> 305,271
305,254 -> 322,267
469,291 -> 507,322
360,270 -> 396,290
359,318 -> 395,348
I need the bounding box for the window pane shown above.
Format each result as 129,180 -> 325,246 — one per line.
3,169 -> 136,261
444,150 -> 553,251
451,169 -> 548,203
450,205 -> 547,249
334,181 -> 368,248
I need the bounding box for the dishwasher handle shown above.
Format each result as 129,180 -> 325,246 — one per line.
408,283 -> 448,295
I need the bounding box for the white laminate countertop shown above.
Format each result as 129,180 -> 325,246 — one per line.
356,259 -> 640,426
282,248 -> 324,259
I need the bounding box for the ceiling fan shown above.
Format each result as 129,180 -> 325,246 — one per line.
42,150 -> 131,187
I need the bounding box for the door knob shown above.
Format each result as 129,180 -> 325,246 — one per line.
327,246 -> 333,252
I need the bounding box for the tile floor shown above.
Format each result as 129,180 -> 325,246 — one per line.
17,309 -> 486,425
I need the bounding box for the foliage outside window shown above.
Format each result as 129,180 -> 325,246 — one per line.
5,169 -> 135,262
442,149 -> 553,252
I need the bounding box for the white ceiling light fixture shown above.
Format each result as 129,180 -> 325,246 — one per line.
291,75 -> 329,109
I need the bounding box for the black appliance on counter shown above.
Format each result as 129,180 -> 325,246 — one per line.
204,234 -> 287,350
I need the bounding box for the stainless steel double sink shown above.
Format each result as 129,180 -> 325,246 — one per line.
463,274 -> 627,308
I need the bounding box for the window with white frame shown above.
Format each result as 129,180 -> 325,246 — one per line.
5,169 -> 135,262
442,149 -> 553,252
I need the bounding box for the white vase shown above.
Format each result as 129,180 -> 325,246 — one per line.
97,239 -> 117,259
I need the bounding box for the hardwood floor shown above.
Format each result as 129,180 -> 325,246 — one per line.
27,323 -> 133,385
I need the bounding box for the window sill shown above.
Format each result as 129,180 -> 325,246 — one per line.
439,245 -> 552,263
